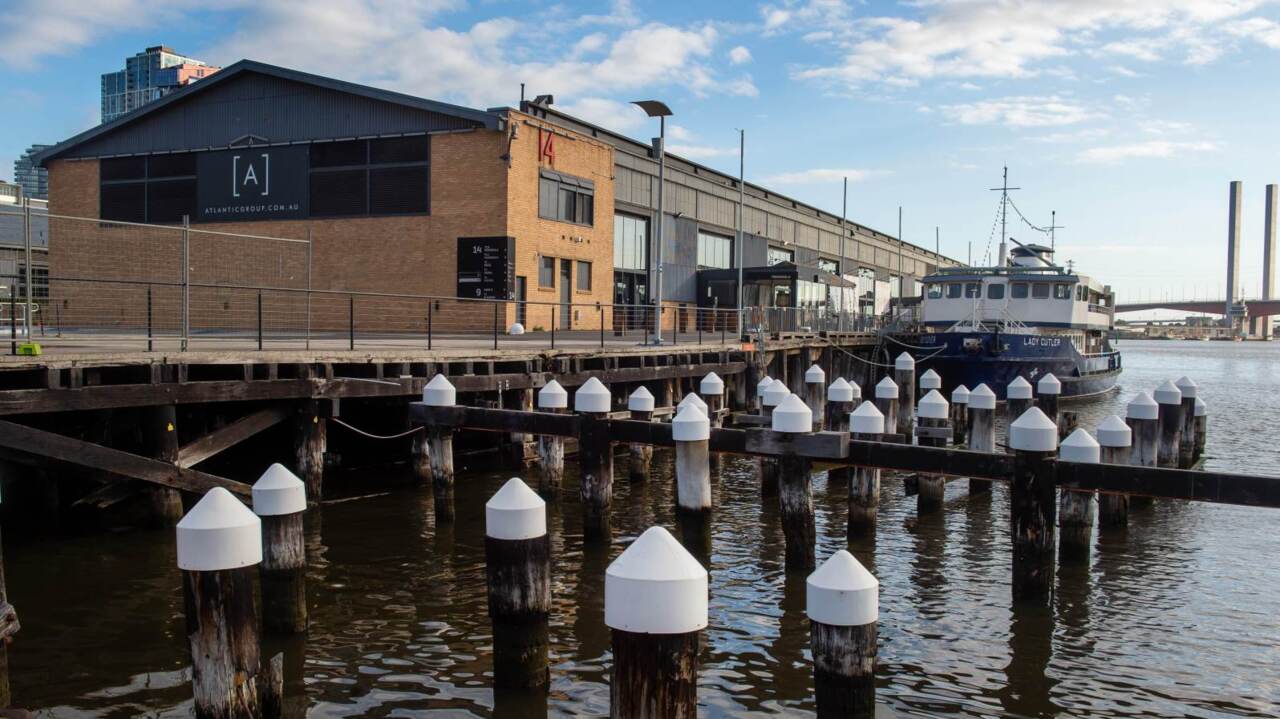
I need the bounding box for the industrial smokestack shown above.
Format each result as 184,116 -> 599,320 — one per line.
1227,181 -> 1243,321
1263,184 -> 1277,339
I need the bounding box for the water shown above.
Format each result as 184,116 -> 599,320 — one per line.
8,340 -> 1280,717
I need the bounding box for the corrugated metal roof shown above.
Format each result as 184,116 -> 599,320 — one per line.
35,60 -> 500,166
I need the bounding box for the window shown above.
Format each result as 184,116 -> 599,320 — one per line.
1012,282 -> 1028,299
767,247 -> 794,266
926,284 -> 942,299
946,283 -> 962,299
817,258 -> 839,275
576,261 -> 592,291
1054,284 -> 1072,300
539,256 -> 555,288
1075,285 -> 1084,301
1032,283 -> 1050,299
796,279 -> 827,309
310,136 -> 429,218
964,282 -> 980,298
16,265 -> 48,300
697,231 -> 732,268
100,154 -> 196,224
987,283 -> 1005,299
614,214 -> 648,271
539,169 -> 594,225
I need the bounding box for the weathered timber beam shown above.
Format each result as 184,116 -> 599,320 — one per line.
0,380 -> 316,415
0,420 -> 251,497
1054,459 -> 1280,508
410,405 -> 582,437
177,405 -> 292,469
846,440 -> 1015,480
71,481 -> 148,511
744,428 -> 848,459
554,363 -> 747,387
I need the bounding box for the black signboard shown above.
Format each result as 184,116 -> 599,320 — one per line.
457,236 -> 515,300
196,146 -> 308,222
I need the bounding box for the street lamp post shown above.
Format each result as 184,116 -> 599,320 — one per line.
633,100 -> 672,345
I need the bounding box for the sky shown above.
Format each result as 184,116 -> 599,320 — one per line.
5,0 -> 1280,315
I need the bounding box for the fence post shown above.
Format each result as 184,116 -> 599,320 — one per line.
427,302 -> 433,350
304,231 -> 312,351
8,285 -> 15,356
147,284 -> 154,352
348,295 -> 355,350
256,291 -> 263,351
599,303 -> 604,348
493,301 -> 500,350
550,304 -> 556,349
181,215 -> 190,352
22,199 -> 32,335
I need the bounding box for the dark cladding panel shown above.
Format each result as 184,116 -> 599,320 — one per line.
196,146 -> 309,222
457,237 -> 515,300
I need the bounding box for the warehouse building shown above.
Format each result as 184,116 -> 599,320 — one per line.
34,59 -> 954,334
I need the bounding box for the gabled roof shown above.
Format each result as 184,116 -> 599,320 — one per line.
34,59 -> 500,166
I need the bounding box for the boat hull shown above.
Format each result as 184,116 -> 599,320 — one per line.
909,332 -> 1121,400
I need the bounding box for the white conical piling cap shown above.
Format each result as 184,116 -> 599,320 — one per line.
486,477 -> 546,540
1195,397 -> 1207,417
951,384 -> 970,404
917,389 -> 949,420
252,463 -> 306,516
875,376 -> 898,399
969,383 -> 996,410
919,369 -> 942,390
773,394 -> 814,433
895,352 -> 915,370
423,374 -> 456,407
1096,415 -> 1132,448
628,386 -> 655,412
762,380 -> 791,407
508,322 -> 525,335
1153,379 -> 1182,406
678,392 -> 709,414
806,550 -> 878,627
827,377 -> 855,403
1059,428 -> 1101,463
757,375 -> 774,394
575,376 -> 611,413
1127,391 -> 1159,420
605,526 -> 708,634
672,404 -> 710,442
538,379 -> 568,409
1175,375 -> 1199,399
700,371 -> 725,396
1037,373 -> 1062,396
847,379 -> 862,400
1007,376 -> 1033,400
176,488 -> 263,571
1009,407 -> 1059,452
805,364 -> 826,384
850,400 -> 885,434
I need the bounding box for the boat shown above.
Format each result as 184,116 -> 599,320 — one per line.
909,171 -> 1121,400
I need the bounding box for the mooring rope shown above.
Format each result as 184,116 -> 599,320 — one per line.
330,417 -> 424,440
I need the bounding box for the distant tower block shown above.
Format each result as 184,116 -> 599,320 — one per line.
1227,180 -> 1243,328
1262,184 -> 1277,339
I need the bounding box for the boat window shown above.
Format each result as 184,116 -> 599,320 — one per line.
987,283 -> 1005,299
1075,285 -> 1084,301
926,283 -> 942,299
1011,282 -> 1028,299
1054,284 -> 1072,300
946,283 -> 962,299
1031,283 -> 1050,299
965,283 -> 980,298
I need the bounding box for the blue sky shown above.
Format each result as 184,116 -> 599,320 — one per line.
6,0 -> 1280,312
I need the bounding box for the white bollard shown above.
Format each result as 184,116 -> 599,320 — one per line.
252,464 -> 308,635
774,394 -> 816,571
808,550 -> 878,716
873,376 -> 899,438
536,379 -> 569,498
1006,376 -> 1034,450
1126,392 -> 1159,509
805,363 -> 827,430
1153,379 -> 1183,469
1193,397 -> 1208,462
423,374 -> 458,521
1174,376 -> 1198,468
919,368 -> 942,391
755,375 -> 774,413
1009,407 -> 1059,601
627,386 -> 655,484
673,405 -> 712,514
1096,415 -> 1133,527
575,377 -> 614,541
1037,373 -> 1062,435
966,383 -> 997,493
915,389 -> 950,512
848,401 -> 884,537
485,477 -> 551,688
1058,428 -> 1100,560
950,384 -> 970,446
893,353 -> 915,437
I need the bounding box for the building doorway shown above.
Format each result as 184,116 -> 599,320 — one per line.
613,270 -> 648,329
560,259 -> 572,329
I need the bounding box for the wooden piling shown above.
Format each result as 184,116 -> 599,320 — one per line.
0,485 -> 13,708
701,372 -> 726,473
759,379 -> 790,499
873,377 -> 898,441
1193,398 -> 1207,463
848,402 -> 884,539
1175,376 -> 1198,468
805,364 -> 827,431
536,381 -> 568,499
1058,429 -> 1099,562
252,464 -> 308,635
410,430 -> 431,485
774,395 -> 816,572
293,400 -> 326,505
148,404 -> 185,527
674,406 -> 712,515
576,378 -> 614,542
808,550 -> 878,718
627,387 -> 655,484
1096,415 -> 1132,527
424,375 -> 458,522
1126,392 -> 1159,509
915,390 -> 950,513
755,375 -> 773,413
1037,374 -> 1061,436
485,478 -> 551,689
1009,408 -> 1058,602
967,384 -> 997,494
892,353 -> 915,438
1154,380 -> 1183,470
1006,376 -> 1034,451
606,527 -> 707,719
177,489 -> 264,719
825,378 -> 857,491
950,385 -> 969,447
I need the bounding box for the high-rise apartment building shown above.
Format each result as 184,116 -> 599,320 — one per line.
100,46 -> 221,122
13,144 -> 52,200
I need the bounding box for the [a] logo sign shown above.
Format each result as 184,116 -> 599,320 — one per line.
232,153 -> 270,198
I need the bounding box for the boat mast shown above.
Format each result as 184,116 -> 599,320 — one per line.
990,166 -> 1019,267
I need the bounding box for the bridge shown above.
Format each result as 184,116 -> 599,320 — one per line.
1114,298 -> 1280,317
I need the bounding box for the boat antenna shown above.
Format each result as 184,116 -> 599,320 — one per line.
1047,209 -> 1064,254
989,166 -> 1019,267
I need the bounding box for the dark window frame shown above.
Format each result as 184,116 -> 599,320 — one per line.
309,136 -> 430,219
538,256 -> 556,288
539,169 -> 595,226
1011,282 -> 1029,299
576,260 -> 592,291
100,154 -> 197,224
987,283 -> 1005,300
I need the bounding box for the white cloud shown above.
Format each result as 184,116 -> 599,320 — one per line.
558,98 -> 648,133
728,45 -> 752,64
762,168 -> 879,185
1224,16 -> 1280,47
761,5 -> 792,32
1108,65 -> 1142,77
1076,139 -> 1218,163
939,96 -> 1100,128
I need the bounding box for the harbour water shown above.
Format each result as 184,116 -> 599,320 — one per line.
7,340 -> 1280,717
